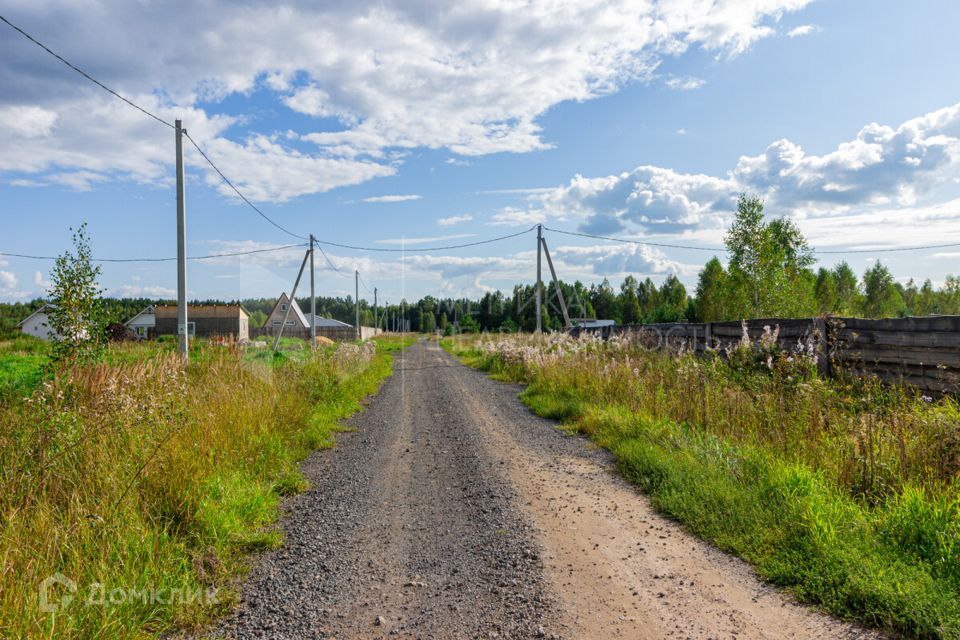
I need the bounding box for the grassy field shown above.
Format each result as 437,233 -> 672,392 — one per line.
444,332 -> 960,639
0,334 -> 412,639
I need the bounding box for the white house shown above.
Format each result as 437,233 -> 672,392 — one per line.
17,304 -> 59,340
124,305 -> 156,339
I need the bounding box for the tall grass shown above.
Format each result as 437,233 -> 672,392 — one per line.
447,332 -> 960,639
0,336 -> 409,639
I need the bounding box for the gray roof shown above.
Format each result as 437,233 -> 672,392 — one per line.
302,314 -> 353,328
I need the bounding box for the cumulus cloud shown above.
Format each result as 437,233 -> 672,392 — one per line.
33,271 -> 50,290
437,214 -> 473,227
501,102 -> 960,240
0,271 -> 17,290
362,194 -> 422,203
553,244 -> 694,278
0,0 -> 812,199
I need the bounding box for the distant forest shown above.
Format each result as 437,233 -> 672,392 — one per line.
3,196 -> 959,338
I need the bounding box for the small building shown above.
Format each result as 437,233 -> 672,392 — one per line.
263,293 -> 354,332
17,304 -> 57,340
154,304 -> 250,341
265,292 -> 310,331
124,304 -> 156,339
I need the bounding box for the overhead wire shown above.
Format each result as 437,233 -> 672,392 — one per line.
0,243 -> 306,263
543,225 -> 960,256
1,14 -> 308,242
312,225 -> 537,253
0,14 -> 174,129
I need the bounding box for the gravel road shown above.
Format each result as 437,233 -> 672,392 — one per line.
208,339 -> 883,640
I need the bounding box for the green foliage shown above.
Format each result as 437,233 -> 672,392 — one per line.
0,337 -> 406,638
455,334 -> 960,638
46,223 -> 106,366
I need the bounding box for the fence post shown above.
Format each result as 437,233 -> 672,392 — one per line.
813,316 -> 831,379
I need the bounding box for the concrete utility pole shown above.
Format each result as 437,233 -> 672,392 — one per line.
535,223 -> 543,333
175,119 -> 188,359
373,287 -> 378,336
540,236 -> 571,330
310,233 -> 317,349
273,249 -> 311,352
309,234 -> 316,349
355,270 -> 360,340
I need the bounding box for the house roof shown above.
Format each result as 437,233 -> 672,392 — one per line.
124,304 -> 155,326
303,314 -> 353,328
268,292 -> 309,328
16,303 -> 54,327
154,304 -> 249,319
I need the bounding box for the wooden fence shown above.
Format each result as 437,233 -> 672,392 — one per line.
570,316 -> 960,394
250,326 -> 383,342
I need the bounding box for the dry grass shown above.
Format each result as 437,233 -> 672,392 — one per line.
0,337 -> 402,639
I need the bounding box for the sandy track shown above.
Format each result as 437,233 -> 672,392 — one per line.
208,340 -> 881,639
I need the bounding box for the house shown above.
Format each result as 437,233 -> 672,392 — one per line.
17,304 -> 58,340
17,303 -> 89,341
124,304 -> 156,339
265,292 -> 310,331
154,304 -> 250,341
264,293 -> 353,332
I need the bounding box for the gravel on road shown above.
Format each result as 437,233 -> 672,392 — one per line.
207,339 -> 883,640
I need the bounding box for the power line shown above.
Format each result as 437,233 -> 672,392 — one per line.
313,225 -> 537,253
313,241 -> 351,279
0,243 -> 306,263
0,14 -> 174,129
543,225 -> 960,255
357,273 -> 372,294
543,226 -> 726,252
183,132 -> 308,241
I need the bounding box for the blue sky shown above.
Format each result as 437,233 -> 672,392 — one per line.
2,0 -> 960,305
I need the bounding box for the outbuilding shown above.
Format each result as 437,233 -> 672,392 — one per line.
154,304 -> 250,341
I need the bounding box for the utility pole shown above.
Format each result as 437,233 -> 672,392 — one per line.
535,223 -> 543,333
309,234 -> 316,349
540,236 -> 571,330
175,119 -> 188,359
355,270 -> 360,340
273,249 -> 311,352
373,287 -> 378,336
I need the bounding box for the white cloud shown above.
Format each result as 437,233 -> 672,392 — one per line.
502,102 -> 960,243
437,214 -> 473,227
665,76 -> 705,90
787,24 -> 821,38
362,194 -> 422,203
0,0 -> 812,199
553,243 -> 695,278
0,271 -> 17,290
33,271 -> 51,290
676,128 -> 688,135
110,284 -> 177,298
376,233 -> 475,245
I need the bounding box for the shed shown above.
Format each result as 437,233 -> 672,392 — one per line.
154,304 -> 250,340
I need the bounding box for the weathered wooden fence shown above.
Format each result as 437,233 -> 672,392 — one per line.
250,326 -> 382,342
571,316 -> 960,394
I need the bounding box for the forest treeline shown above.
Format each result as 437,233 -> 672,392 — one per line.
2,196 -> 958,337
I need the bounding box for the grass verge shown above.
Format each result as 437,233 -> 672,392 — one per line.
443,334 -> 960,639
0,335 -> 412,639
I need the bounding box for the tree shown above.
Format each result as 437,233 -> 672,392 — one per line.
589,279 -> 618,321
48,223 -> 105,364
724,194 -> 816,318
814,267 -> 837,314
651,275 -> 688,322
694,257 -> 726,321
832,262 -> 860,314
619,276 -> 643,325
861,261 -> 904,318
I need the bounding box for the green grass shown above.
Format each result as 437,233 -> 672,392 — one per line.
446,335 -> 960,639
0,335 -> 411,639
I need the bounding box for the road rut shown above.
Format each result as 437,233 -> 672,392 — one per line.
211,339 -> 880,639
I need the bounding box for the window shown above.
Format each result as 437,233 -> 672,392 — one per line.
272,320 -> 281,326
136,326 -> 146,337
285,320 -> 295,326
280,303 -> 288,311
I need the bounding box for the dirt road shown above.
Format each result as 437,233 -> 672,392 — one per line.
213,340 -> 880,639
